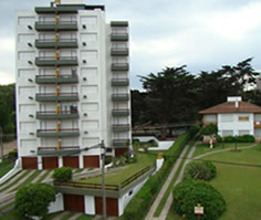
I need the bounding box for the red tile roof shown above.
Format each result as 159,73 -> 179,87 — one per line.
199,101 -> 261,114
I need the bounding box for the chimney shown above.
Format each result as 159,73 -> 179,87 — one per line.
227,96 -> 242,108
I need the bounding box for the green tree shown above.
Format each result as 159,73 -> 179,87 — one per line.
201,123 -> 218,148
140,66 -> 197,127
52,166 -> 72,181
131,90 -> 148,126
173,179 -> 226,220
15,183 -> 56,218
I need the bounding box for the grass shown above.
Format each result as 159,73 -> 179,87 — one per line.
0,201 -> 15,211
153,140 -> 196,217
78,153 -> 156,185
37,170 -> 51,183
76,215 -> 94,220
193,142 -> 253,158
11,170 -> 42,191
0,170 -> 31,193
0,159 -> 15,178
199,145 -> 261,220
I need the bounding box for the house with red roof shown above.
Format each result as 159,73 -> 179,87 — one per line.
199,97 -> 261,138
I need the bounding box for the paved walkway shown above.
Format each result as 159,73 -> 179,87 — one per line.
145,142 -> 191,220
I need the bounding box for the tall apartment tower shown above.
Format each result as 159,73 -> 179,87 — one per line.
16,0 -> 131,170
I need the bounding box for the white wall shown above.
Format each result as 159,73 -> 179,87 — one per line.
218,113 -> 254,136
48,193 -> 64,214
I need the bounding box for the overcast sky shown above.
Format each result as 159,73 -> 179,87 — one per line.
1,0 -> 261,89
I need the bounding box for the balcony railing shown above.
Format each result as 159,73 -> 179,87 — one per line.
37,128 -> 80,137
111,47 -> 129,56
111,78 -> 129,87
113,124 -> 130,132
35,7 -> 78,14
112,139 -> 130,148
35,93 -> 79,102
35,21 -> 78,31
111,63 -> 129,71
35,56 -> 78,66
35,39 -> 78,49
112,109 -> 130,117
35,74 -> 78,84
111,21 -> 128,27
36,111 -> 79,120
111,33 -> 128,41
37,146 -> 80,156
112,94 -> 129,102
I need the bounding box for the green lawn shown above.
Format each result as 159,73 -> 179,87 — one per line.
78,152 -> 156,185
0,159 -> 15,178
203,145 -> 261,220
193,142 -> 253,158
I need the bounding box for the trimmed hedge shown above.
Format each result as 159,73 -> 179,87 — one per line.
223,135 -> 255,143
173,179 -> 226,220
52,167 -> 72,182
120,125 -> 199,220
184,160 -> 216,181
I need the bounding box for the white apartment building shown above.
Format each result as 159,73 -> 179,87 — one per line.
199,96 -> 261,138
16,0 -> 132,169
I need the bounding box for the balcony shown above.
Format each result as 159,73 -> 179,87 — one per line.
37,146 -> 80,156
112,109 -> 130,117
111,21 -> 128,27
112,94 -> 129,102
35,74 -> 78,84
36,111 -> 79,120
111,63 -> 129,71
111,47 -> 129,56
111,78 -> 129,87
35,7 -> 78,14
35,39 -> 78,49
35,93 -> 79,102
35,21 -> 78,31
112,139 -> 130,148
35,56 -> 78,67
113,124 -> 130,132
37,129 -> 80,137
111,33 -> 128,41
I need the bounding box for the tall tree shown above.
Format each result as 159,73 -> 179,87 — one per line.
140,66 -> 197,125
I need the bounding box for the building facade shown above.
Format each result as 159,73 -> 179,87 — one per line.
16,0 -> 131,169
199,96 -> 261,138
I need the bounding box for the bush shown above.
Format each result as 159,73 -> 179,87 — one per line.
7,149 -> 17,161
173,179 -> 226,220
15,183 -> 56,218
224,135 -> 255,143
52,167 -> 72,182
184,160 -> 216,181
121,125 -> 200,219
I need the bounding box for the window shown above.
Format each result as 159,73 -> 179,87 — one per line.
238,116 -> 249,121
220,114 -> 233,122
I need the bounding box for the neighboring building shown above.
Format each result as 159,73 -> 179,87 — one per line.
199,96 -> 261,138
16,0 -> 131,170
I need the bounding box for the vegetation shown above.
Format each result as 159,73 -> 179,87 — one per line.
223,135 -> 255,143
0,84 -> 15,141
132,58 -> 259,127
52,167 -> 72,182
184,160 -> 217,181
173,179 -> 226,220
203,146 -> 261,220
120,126 -> 199,220
0,159 -> 15,178
15,183 -> 56,218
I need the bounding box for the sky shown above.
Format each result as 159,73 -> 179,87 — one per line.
1,0 -> 261,89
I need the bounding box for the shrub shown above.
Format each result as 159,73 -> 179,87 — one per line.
52,167 -> 72,182
224,135 -> 255,143
224,136 -> 235,143
7,149 -> 18,161
121,125 -> 200,219
173,179 -> 226,220
15,183 -> 56,218
184,160 -> 216,181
